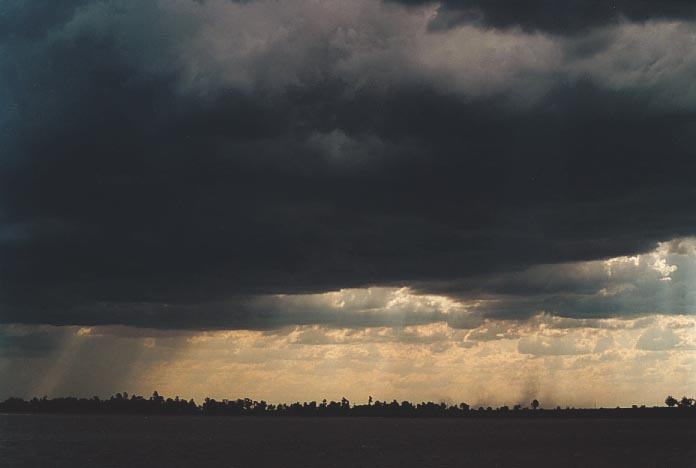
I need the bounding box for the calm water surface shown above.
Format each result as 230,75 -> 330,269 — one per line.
1,414 -> 695,467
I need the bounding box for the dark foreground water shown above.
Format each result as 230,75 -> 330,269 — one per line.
1,414 -> 695,467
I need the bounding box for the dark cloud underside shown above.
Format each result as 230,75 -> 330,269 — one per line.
1,0 -> 695,328
395,0 -> 696,34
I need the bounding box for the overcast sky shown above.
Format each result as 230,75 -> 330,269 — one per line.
1,0 -> 695,405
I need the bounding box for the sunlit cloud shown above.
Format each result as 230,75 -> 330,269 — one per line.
43,0 -> 696,107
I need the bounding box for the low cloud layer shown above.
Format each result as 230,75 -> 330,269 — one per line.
2,314 -> 694,407
2,238 -> 694,329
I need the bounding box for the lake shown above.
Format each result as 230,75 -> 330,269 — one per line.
1,414 -> 695,467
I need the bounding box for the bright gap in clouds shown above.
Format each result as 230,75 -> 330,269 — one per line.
1,238 -> 694,407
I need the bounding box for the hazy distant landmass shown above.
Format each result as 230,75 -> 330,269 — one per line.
2,392 -> 695,418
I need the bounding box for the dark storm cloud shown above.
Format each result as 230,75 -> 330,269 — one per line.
0,295 -> 454,331
0,0 -> 90,40
0,326 -> 70,358
395,0 -> 696,34
1,0 -> 695,329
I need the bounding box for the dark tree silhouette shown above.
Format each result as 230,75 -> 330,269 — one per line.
678,396 -> 694,408
1,392 -> 694,418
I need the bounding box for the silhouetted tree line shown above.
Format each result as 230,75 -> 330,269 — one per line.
0,392 -> 198,415
1,392 -> 695,418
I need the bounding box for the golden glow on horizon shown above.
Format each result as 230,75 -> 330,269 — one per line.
2,313 -> 693,409
1,238 -> 695,408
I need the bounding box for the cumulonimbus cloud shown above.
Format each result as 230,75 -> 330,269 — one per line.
1,0 -> 695,330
